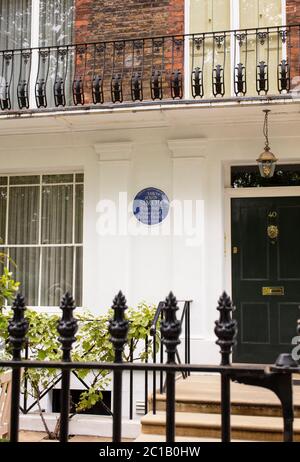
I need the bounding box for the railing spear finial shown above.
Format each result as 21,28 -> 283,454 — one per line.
57,292 -> 78,361
109,290 -> 129,363
161,292 -> 181,363
8,293 -> 29,360
215,291 -> 237,366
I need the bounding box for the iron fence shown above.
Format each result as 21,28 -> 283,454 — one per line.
0,24 -> 300,112
19,299 -> 191,420
0,290 -> 299,442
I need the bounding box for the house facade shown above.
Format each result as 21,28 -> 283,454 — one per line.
0,0 -> 300,374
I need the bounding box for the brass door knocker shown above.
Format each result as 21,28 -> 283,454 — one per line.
267,224 -> 279,240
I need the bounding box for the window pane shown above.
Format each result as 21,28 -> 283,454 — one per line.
0,187 -> 7,245
75,173 -> 84,183
231,165 -> 300,188
39,0 -> 75,47
0,0 -> 32,49
10,176 -> 39,185
42,185 -> 73,244
42,174 -> 73,184
10,247 -> 40,306
8,186 -> 39,244
0,247 -> 7,278
75,184 -> 83,243
75,247 -> 83,306
41,246 -> 73,306
0,177 -> 8,186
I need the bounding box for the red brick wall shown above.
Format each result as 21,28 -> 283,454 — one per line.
286,0 -> 300,24
75,0 -> 184,44
73,1 -> 185,104
286,1 -> 300,86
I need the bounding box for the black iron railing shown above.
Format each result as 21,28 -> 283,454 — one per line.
0,24 -> 300,112
150,299 -> 191,415
1,290 -> 300,442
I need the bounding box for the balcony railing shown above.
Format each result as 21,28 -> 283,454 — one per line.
0,24 -> 299,112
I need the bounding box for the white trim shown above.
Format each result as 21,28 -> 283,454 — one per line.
184,0 -> 190,99
168,138 -> 208,158
224,183 -> 300,297
95,142 -> 133,162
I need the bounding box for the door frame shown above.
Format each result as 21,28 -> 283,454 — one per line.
224,185 -> 300,299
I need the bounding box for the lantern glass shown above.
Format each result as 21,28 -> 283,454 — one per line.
258,160 -> 276,178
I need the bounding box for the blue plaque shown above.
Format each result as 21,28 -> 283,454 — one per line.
133,187 -> 169,225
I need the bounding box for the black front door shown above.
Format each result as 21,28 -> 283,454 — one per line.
232,196 -> 300,364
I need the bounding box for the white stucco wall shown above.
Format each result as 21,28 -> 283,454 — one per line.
1,101 -> 300,366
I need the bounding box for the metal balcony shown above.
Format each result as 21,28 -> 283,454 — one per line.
0,24 -> 299,112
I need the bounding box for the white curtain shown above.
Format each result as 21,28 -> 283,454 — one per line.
1,174 -> 83,307
8,182 -> 40,305
39,0 -> 75,107
0,0 -> 31,49
0,1 -> 75,108
39,0 -> 75,47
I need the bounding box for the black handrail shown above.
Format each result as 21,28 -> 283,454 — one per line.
0,23 -> 298,112
150,299 -> 192,415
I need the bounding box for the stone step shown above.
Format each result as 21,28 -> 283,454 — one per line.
135,433 -> 255,442
150,394 -> 300,417
149,375 -> 300,418
135,434 -> 221,442
141,411 -> 300,442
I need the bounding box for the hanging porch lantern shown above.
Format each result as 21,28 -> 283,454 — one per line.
256,109 -> 278,178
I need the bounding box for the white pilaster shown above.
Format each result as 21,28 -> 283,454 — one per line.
95,142 -> 133,309
168,138 -> 214,362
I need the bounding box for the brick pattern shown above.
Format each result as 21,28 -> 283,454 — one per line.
74,0 -> 184,44
73,1 -> 185,104
286,1 -> 300,86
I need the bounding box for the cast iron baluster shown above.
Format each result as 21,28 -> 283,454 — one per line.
160,309 -> 164,393
0,51 -> 13,110
35,48 -> 50,108
161,292 -> 181,442
92,43 -> 105,104
256,30 -> 269,95
215,292 -> 237,443
256,60 -> 268,94
131,40 -> 144,102
111,42 -> 124,103
129,338 -> 134,420
73,45 -> 87,105
109,291 -> 129,442
17,50 -> 32,109
278,59 -> 290,93
144,336 -> 149,414
8,294 -> 29,442
54,47 -> 68,107
277,28 -> 290,94
170,37 -> 183,99
151,38 -> 164,100
187,301 -> 191,375
234,32 -> 247,96
212,33 -> 226,97
191,35 -> 205,98
57,292 -> 78,443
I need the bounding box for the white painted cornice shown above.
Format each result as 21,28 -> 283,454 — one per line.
168,138 -> 207,159
95,141 -> 133,162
